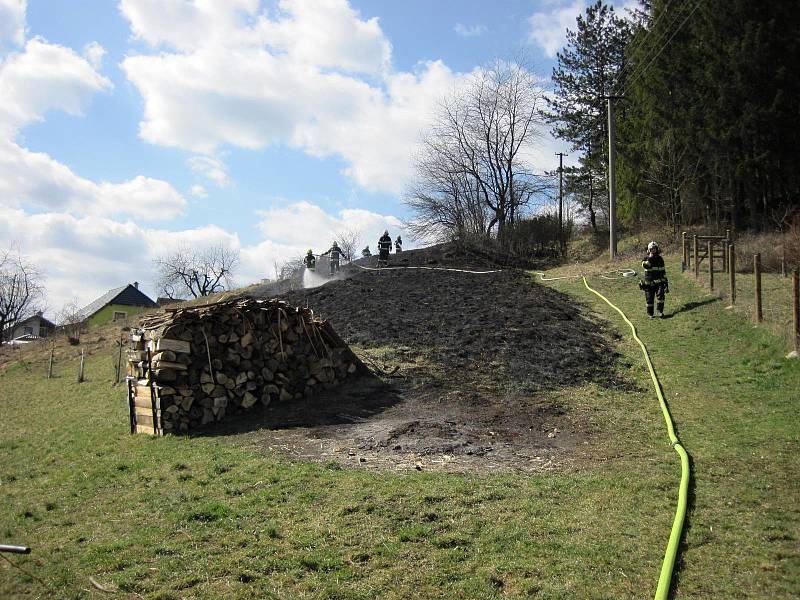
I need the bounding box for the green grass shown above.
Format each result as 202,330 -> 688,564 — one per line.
1,258 -> 799,598
687,258 -> 798,350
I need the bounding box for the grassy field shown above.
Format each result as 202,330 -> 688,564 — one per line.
1,256 -> 798,599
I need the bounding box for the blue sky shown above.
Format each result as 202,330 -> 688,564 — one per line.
0,0 -> 631,314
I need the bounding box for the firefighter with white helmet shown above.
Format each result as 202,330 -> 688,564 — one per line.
321,241 -> 344,275
640,241 -> 669,318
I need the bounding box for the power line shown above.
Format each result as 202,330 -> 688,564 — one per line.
614,0 -> 678,85
615,0 -> 695,94
620,0 -> 702,97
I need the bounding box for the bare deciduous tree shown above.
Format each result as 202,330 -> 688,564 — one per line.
643,131 -> 699,233
55,298 -> 84,339
406,59 -> 547,244
0,247 -> 46,344
335,227 -> 361,262
154,244 -> 239,299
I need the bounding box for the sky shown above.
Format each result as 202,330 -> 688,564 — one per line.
0,0 -> 633,316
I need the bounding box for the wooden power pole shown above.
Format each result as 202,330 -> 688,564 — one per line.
555,152 -> 567,252
606,97 -> 620,259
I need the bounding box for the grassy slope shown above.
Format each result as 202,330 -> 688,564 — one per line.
0,257 -> 798,599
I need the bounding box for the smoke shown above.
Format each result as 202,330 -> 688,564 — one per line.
302,268 -> 329,289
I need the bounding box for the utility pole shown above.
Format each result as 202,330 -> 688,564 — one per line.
555,152 -> 567,253
606,96 -> 619,259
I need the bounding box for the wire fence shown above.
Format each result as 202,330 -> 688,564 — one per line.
681,231 -> 800,354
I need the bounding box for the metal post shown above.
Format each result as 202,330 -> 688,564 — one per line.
728,243 -> 736,305
607,98 -> 617,259
693,235 -> 699,279
47,346 -> 54,379
708,240 -> 714,291
754,253 -> 763,323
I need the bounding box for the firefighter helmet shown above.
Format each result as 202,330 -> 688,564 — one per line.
647,241 -> 659,253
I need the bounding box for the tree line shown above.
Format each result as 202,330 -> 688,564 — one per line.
547,0 -> 800,235
407,0 -> 799,252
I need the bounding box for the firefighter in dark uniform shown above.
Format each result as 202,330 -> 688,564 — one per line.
395,235 -> 403,253
362,246 -> 371,257
640,241 -> 669,318
378,230 -> 392,266
321,241 -> 345,275
304,249 -> 316,271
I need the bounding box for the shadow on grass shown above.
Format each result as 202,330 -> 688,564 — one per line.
191,373 -> 402,437
664,297 -> 721,319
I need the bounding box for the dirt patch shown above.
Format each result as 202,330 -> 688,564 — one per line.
215,245 -> 620,473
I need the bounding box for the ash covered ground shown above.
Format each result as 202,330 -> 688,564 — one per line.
219,244 -> 622,473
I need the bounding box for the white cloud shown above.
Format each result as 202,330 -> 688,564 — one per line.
189,184 -> 208,198
120,0 -> 465,194
454,23 -> 487,38
82,41 -> 106,70
255,200 -> 403,247
527,0 -> 586,58
0,37 -> 112,136
0,200 -> 405,313
0,37 -> 186,220
187,155 -> 229,187
0,0 -> 26,49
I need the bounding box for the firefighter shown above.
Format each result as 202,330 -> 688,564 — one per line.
640,241 -> 669,318
362,246 -> 371,257
321,241 -> 345,275
395,235 -> 403,253
303,249 -> 316,271
378,230 -> 392,266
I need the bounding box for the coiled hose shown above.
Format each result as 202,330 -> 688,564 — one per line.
581,276 -> 689,600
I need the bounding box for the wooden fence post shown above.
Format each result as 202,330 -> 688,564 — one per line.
724,229 -> 731,272
728,242 -> 736,306
707,240 -> 714,292
78,348 -> 85,383
682,231 -> 688,271
114,336 -> 124,385
693,235 -> 699,279
793,270 -> 799,354
708,240 -> 715,291
47,346 -> 54,379
754,253 -> 763,323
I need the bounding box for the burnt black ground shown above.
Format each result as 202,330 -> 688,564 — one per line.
225,244 -> 621,472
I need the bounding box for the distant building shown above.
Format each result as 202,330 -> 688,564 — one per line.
78,282 -> 158,326
3,312 -> 55,343
156,297 -> 181,308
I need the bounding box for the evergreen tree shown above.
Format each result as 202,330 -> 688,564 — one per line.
545,0 -> 632,232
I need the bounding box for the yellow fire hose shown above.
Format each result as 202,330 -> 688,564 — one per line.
581,276 -> 690,600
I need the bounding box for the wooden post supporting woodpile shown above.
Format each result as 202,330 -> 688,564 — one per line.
126,297 -> 366,435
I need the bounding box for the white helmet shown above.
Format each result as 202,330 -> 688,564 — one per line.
647,241 -> 659,252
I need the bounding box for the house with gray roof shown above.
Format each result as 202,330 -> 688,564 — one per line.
78,282 -> 158,325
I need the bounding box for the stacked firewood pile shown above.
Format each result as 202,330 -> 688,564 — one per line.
127,297 -> 365,435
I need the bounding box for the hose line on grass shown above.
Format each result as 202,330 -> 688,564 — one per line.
581,276 -> 690,600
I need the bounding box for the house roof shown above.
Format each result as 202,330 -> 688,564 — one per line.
14,314 -> 57,329
78,284 -> 158,321
2,313 -> 56,335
